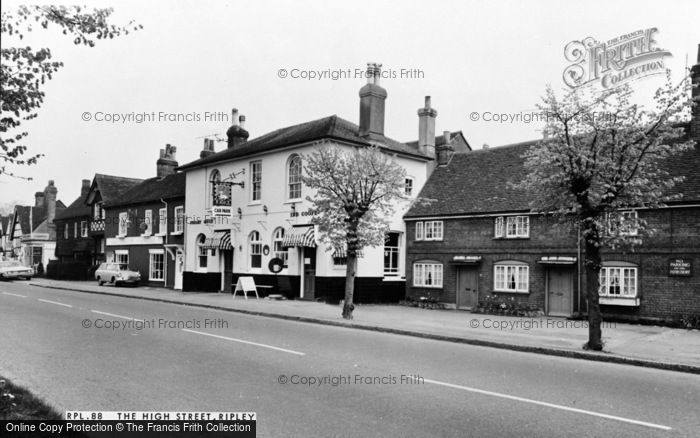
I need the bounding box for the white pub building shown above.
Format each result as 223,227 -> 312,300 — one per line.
177,64 -> 469,302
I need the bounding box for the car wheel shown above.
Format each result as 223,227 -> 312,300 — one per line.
111,276 -> 116,285
97,276 -> 104,286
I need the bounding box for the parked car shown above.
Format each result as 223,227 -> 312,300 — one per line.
95,263 -> 141,286
0,261 -> 34,280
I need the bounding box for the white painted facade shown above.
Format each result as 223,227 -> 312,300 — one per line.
183,139 -> 430,295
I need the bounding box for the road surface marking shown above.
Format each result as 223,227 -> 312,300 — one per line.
2,292 -> 27,298
424,378 -> 671,431
91,310 -> 144,322
37,298 -> 73,308
182,329 -> 306,356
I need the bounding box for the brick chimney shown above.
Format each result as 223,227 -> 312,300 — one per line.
359,62 -> 387,139
43,180 -> 57,237
436,130 -> 454,166
156,144 -> 178,178
81,179 -> 90,198
417,96 -> 437,157
34,192 -> 45,208
200,138 -> 216,158
691,44 -> 700,144
226,109 -> 249,149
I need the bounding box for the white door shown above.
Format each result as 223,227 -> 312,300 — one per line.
174,250 -> 184,290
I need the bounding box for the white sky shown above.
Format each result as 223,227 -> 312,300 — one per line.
1,0 -> 699,206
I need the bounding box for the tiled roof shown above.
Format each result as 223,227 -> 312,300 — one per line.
178,115 -> 432,171
93,174 -> 144,204
404,131 -> 466,149
405,128 -> 700,218
55,194 -> 91,220
106,172 -> 186,207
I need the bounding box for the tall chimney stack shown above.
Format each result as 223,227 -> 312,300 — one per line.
81,179 -> 91,198
44,180 -> 57,238
436,130 -> 454,166
690,44 -> 700,143
417,96 -> 438,157
358,62 -> 387,139
156,144 -> 178,178
226,108 -> 249,149
200,138 -> 216,158
34,192 -> 45,208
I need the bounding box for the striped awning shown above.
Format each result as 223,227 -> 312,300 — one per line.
332,245 -> 363,258
538,256 -> 576,265
203,231 -> 233,250
282,225 -> 316,248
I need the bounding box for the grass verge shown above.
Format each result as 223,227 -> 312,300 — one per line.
0,376 -> 62,420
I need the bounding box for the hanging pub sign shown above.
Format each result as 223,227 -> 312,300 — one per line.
668,258 -> 692,277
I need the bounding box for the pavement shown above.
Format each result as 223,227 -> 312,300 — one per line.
3,280 -> 700,437
25,278 -> 700,373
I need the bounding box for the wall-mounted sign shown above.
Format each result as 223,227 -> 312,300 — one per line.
269,257 -> 284,274
212,206 -> 233,217
668,258 -> 692,277
262,245 -> 270,256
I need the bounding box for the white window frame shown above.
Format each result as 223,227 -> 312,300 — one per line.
599,266 -> 638,298
287,154 -> 302,200
494,262 -> 529,293
500,216 -> 529,238
250,160 -> 262,202
249,231 -> 262,270
197,234 -> 207,269
173,206 -> 184,234
118,212 -> 128,237
149,249 -> 165,281
494,216 -> 504,238
415,222 -> 424,240
404,177 -> 414,196
143,210 -> 152,236
114,249 -> 129,265
80,221 -> 88,237
158,208 -> 167,235
607,210 -> 639,236
424,221 -> 443,241
64,224 -> 69,239
384,232 -> 401,276
74,222 -> 78,238
413,262 -> 443,288
272,227 -> 288,268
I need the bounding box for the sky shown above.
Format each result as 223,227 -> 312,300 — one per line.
1,0 -> 699,208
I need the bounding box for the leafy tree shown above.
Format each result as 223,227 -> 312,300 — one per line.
303,145 -> 407,319
517,74 -> 694,350
1,5 -> 142,179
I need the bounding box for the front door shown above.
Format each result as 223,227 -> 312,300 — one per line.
547,268 -> 573,316
174,250 -> 184,290
457,267 -> 478,309
303,247 -> 316,300
223,250 -> 233,292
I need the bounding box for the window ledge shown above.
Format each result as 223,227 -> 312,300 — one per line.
599,297 -> 640,306
170,232 -> 183,236
493,289 -> 529,294
383,276 -> 405,282
283,199 -> 303,205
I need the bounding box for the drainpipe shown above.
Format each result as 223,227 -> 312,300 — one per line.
161,198 -> 169,287
577,221 -> 583,316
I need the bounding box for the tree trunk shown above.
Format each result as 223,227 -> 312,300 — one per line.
583,231 -> 604,351
342,253 -> 357,319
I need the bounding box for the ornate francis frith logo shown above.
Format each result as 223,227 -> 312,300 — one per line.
562,28 -> 672,89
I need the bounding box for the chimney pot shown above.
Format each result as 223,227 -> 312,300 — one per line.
231,108 -> 239,127
239,115 -> 246,130
443,130 -> 451,144
358,62 -> 388,139
417,96 -> 438,157
156,144 -> 178,178
81,179 -> 90,198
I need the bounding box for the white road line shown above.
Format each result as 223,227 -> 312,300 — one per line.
37,298 -> 73,308
2,292 -> 27,298
182,329 -> 306,356
423,378 -> 671,431
91,310 -> 143,322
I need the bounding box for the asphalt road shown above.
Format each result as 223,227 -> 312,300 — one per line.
1,281 -> 699,437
